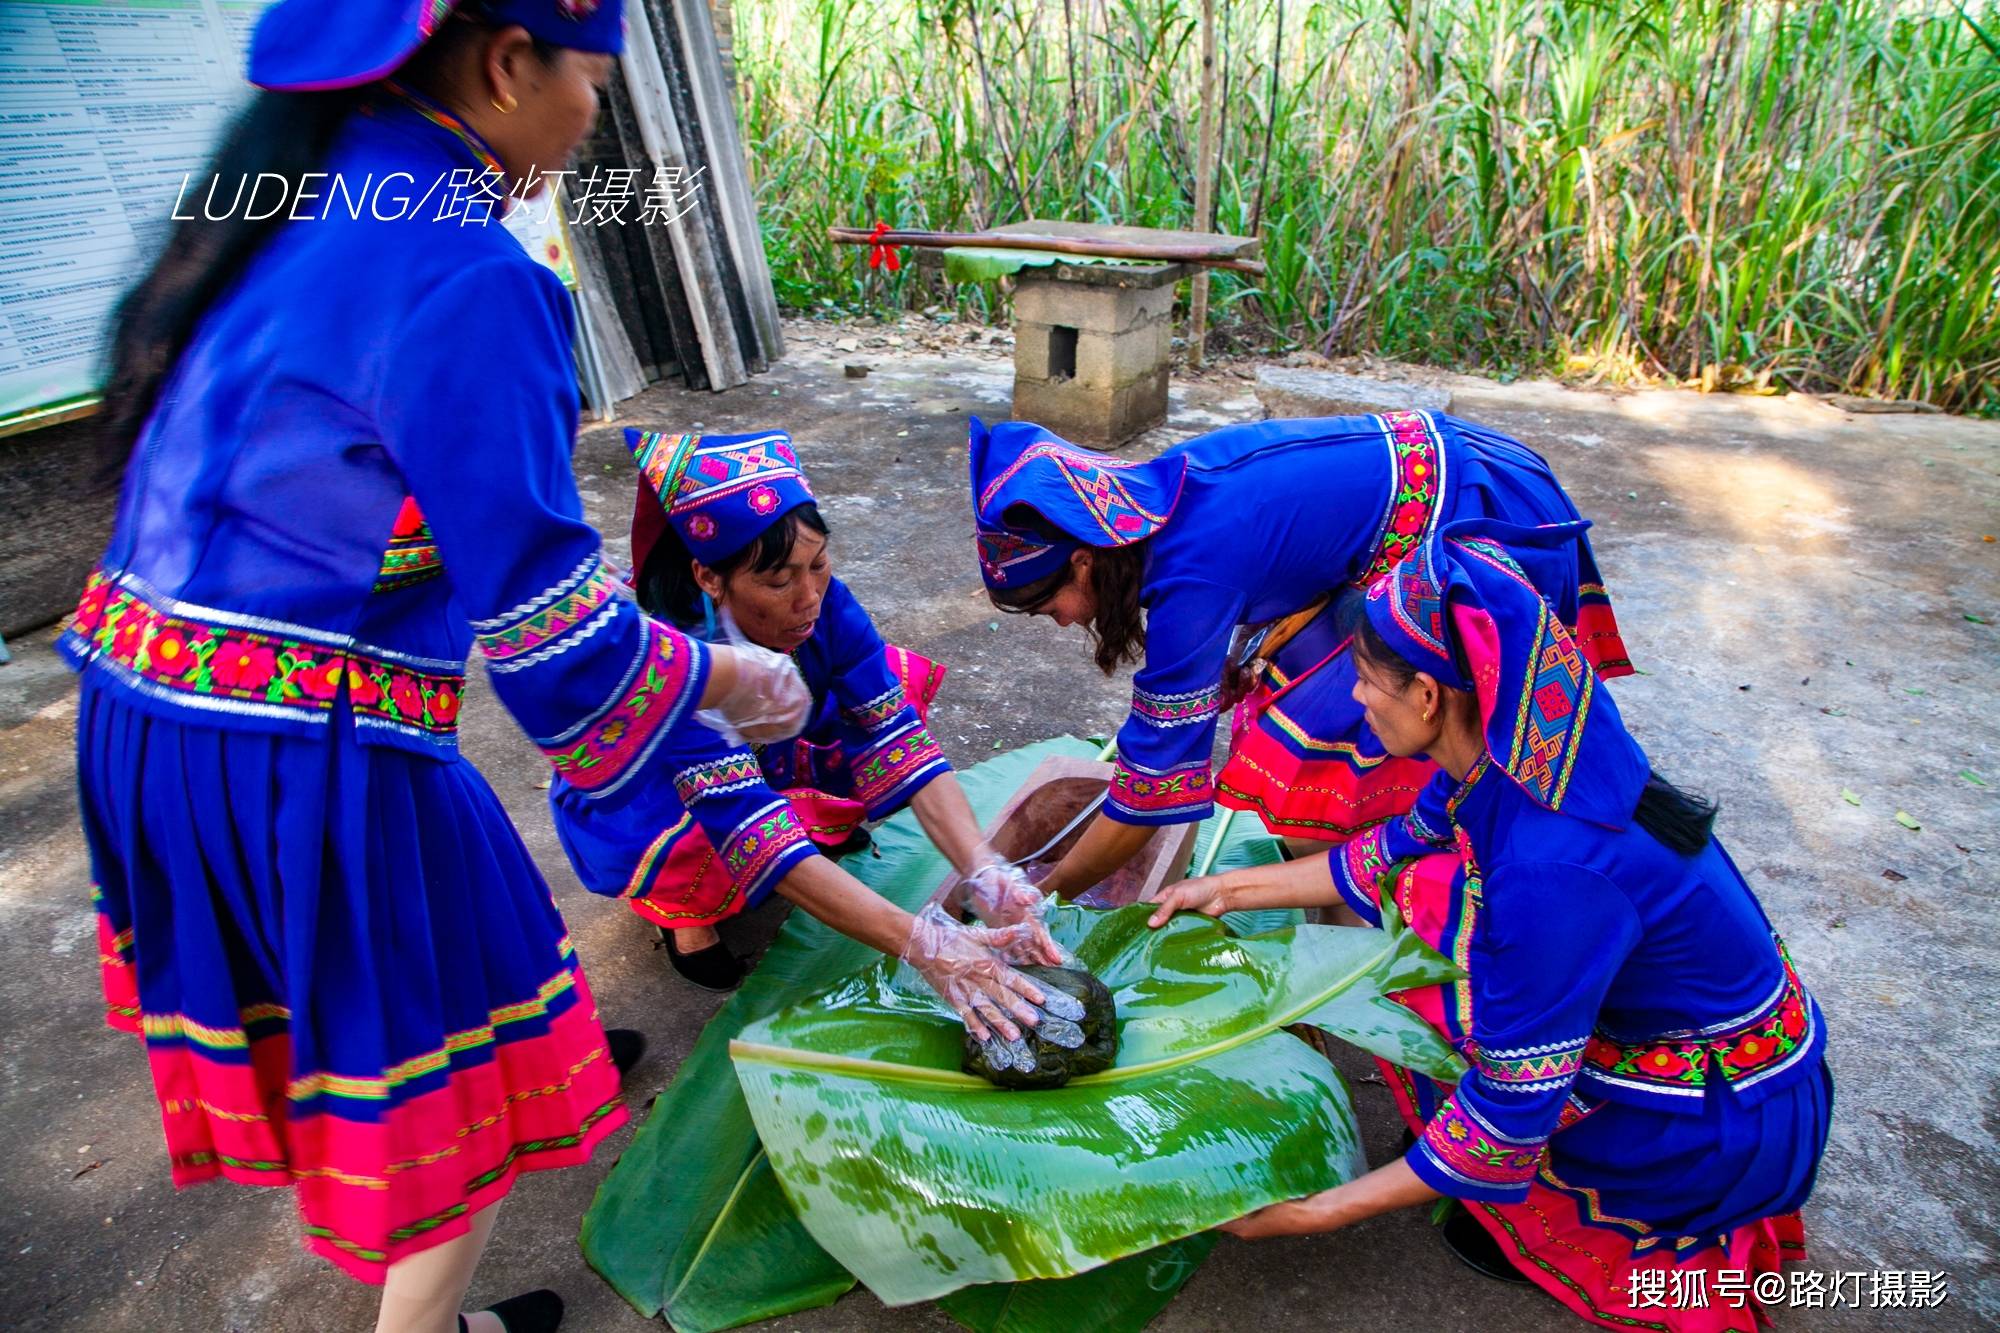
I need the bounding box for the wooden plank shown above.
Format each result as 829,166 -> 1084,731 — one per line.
604,66 -> 706,387
579,80 -> 678,381
621,1 -> 748,390
567,214 -> 648,404
997,218 -> 1260,258
649,1 -> 766,375
666,0 -> 785,367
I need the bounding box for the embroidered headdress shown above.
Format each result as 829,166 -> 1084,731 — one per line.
1363,517 -> 1648,828
626,428 -> 816,569
966,416 -> 1186,592
251,0 -> 625,91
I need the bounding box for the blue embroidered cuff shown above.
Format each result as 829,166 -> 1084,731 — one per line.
1104,753 -> 1214,826
1403,1093 -> 1542,1204
853,717 -> 951,820
1329,827 -> 1390,927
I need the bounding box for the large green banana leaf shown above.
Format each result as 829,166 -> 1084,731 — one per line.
583,735 -> 1462,1329
729,898 -> 1465,1307
580,737 -> 1100,1328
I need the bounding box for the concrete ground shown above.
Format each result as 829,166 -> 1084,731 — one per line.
2,321 -> 1995,1332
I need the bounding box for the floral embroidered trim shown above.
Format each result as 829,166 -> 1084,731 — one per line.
1358,410 -> 1448,584
1418,1092 -> 1544,1190
1332,824 -> 1396,921
1130,683 -> 1223,729
853,721 -> 949,815
1470,1035 -> 1590,1093
475,559 -> 620,667
843,683 -> 910,736
63,569 -> 463,741
374,497 -> 443,593
720,800 -> 814,899
674,754 -> 765,806
1582,943 -> 1817,1098
544,621 -> 701,794
1107,753 -> 1214,822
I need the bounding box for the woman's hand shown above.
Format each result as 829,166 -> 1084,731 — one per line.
1216,1193 -> 1337,1240
703,641 -> 811,743
1146,874 -> 1233,928
900,903 -> 1067,1043
1219,1159 -> 1436,1241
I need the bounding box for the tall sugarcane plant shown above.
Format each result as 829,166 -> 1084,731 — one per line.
581,737 -> 1462,1329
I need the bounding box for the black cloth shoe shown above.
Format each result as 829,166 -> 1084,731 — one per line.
1439,1206 -> 1533,1284
658,926 -> 745,992
459,1288 -> 563,1333
605,1028 -> 645,1078
829,825 -> 873,859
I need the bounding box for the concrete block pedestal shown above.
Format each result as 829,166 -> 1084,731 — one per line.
1011,263 -> 1183,446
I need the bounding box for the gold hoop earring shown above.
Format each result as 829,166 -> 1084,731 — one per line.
491,92 -> 518,114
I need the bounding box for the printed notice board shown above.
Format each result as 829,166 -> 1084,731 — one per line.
0,0 -> 575,433
0,0 -> 266,428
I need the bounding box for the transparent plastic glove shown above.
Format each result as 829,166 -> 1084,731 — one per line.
696,607 -> 810,745
900,904 -> 1080,1064
952,848 -> 1078,967
958,846 -> 1049,925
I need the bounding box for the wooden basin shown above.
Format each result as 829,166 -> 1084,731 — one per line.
930,755 -> 1199,908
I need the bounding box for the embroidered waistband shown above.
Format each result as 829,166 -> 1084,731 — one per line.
62,569 -> 463,744
1582,943 -> 1816,1099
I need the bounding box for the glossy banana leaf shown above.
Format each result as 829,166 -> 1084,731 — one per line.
580,737 -> 1099,1329
937,1234 -> 1218,1333
729,899 -> 1465,1308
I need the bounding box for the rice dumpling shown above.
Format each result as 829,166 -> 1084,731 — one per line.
962,965 -> 1118,1090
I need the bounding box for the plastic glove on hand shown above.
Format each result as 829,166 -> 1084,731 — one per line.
958,848 -> 1047,926
955,847 -> 1074,964
704,641 -> 811,744
900,904 -> 1079,1055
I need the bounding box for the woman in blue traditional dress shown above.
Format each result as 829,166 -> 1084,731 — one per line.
64,4 -> 1057,1328
968,412 -> 1632,897
551,427 -> 1048,991
1148,520 -> 1831,1331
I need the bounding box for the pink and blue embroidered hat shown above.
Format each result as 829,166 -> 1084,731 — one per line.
967,416 -> 1187,592
626,428 -> 816,565
251,0 -> 626,92
1362,517 -> 1648,828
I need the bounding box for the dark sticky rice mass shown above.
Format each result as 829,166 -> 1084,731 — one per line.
962,965 -> 1119,1090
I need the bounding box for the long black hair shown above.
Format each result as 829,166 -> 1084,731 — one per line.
98,3 -> 556,480
986,509 -> 1149,675
1349,604 -> 1718,855
636,505 -> 831,629
99,89 -> 359,476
